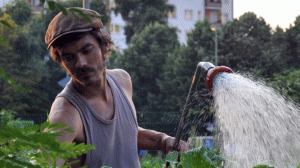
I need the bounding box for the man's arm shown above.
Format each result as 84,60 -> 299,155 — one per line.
138,127 -> 188,155
46,97 -> 83,167
110,69 -> 188,154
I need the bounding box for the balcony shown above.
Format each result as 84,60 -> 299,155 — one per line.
205,0 -> 221,10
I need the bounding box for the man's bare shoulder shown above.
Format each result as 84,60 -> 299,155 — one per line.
107,69 -> 131,82
49,97 -> 82,143
49,97 -> 79,122
107,69 -> 133,97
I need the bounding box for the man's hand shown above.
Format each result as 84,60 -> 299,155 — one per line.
161,135 -> 188,156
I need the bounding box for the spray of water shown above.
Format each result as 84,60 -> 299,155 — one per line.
212,72 -> 300,168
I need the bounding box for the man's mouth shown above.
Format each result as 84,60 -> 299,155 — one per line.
76,68 -> 95,78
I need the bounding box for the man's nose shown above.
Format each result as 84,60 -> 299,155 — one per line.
76,54 -> 88,68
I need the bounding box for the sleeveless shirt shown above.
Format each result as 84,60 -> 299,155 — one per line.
56,71 -> 140,168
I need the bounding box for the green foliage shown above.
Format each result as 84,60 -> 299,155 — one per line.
166,147 -> 223,168
0,0 -> 33,26
7,119 -> 34,128
253,165 -> 274,168
0,109 -> 95,168
140,153 -> 165,168
114,22 -> 179,111
218,12 -> 273,76
272,69 -> 300,103
157,19 -> 214,112
114,0 -> 174,43
285,16 -> 300,70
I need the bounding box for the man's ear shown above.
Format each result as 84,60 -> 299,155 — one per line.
104,43 -> 111,55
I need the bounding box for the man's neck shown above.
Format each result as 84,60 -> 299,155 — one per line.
71,72 -> 109,101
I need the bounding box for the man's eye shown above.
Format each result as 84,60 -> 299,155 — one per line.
82,47 -> 93,55
62,55 -> 74,61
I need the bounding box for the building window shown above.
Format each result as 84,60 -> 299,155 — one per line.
217,10 -> 221,23
110,25 -> 114,33
185,9 -> 193,20
198,10 -> 202,20
115,25 -> 120,33
110,24 -> 121,34
110,1 -> 116,8
168,8 -> 176,19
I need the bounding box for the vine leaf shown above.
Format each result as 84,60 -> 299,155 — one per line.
0,20 -> 13,29
47,1 -> 56,11
0,36 -> 8,46
69,8 -> 92,23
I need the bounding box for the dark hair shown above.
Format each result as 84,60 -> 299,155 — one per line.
50,29 -> 113,63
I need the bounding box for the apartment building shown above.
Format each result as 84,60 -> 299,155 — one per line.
105,0 -> 127,51
167,0 -> 233,44
107,0 -> 233,49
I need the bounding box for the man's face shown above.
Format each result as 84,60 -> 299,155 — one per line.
58,34 -> 106,87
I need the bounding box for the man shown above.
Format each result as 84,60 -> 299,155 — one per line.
45,7 -> 188,167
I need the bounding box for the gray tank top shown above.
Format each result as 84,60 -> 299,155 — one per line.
56,71 -> 140,168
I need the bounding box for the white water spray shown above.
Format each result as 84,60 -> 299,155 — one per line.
212,72 -> 300,168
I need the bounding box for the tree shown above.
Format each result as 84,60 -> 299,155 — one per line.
158,19 -> 215,112
114,0 -> 174,43
0,0 -> 33,26
218,12 -> 272,75
272,69 -> 300,104
259,26 -> 288,77
285,15 -> 300,71
0,13 -> 53,114
0,13 -> 21,109
115,22 -> 179,111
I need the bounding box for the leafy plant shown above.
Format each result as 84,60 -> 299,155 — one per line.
166,146 -> 223,168
253,165 -> 274,168
0,109 -> 95,168
140,152 -> 165,168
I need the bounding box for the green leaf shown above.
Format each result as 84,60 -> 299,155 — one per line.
0,39 -> 8,46
0,20 -> 13,29
31,124 -> 40,132
65,142 -> 76,150
48,123 -> 68,129
70,152 -> 77,159
40,121 -> 50,131
68,159 -> 80,165
56,3 -> 67,15
69,8 -> 92,23
165,151 -> 178,164
47,1 -> 56,11
42,151 -> 50,160
40,0 -> 45,3
71,143 -> 85,150
60,141 -> 68,149
50,152 -> 57,167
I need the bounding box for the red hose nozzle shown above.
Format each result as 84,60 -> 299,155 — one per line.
206,66 -> 234,91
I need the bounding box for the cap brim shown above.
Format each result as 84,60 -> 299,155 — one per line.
47,28 -> 93,50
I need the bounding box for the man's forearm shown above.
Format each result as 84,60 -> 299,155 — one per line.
137,127 -> 169,151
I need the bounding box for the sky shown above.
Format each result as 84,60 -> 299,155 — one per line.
234,0 -> 300,30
